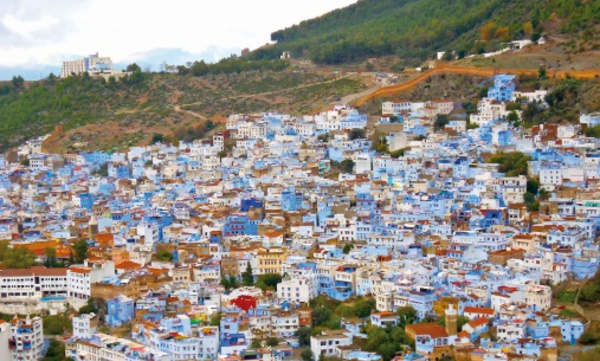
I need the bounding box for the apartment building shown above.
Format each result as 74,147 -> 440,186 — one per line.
60,53 -> 113,78
271,311 -> 300,338
276,275 -> 317,304
9,315 -> 44,361
310,329 -> 353,361
0,266 -> 68,301
257,247 -> 288,274
72,313 -> 98,339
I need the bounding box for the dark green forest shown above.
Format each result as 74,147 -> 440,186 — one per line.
250,0 -> 600,64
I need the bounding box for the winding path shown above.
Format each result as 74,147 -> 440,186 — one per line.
178,73 -> 354,110
353,64 -> 600,106
173,105 -> 207,120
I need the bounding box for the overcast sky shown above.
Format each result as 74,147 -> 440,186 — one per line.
0,0 -> 357,72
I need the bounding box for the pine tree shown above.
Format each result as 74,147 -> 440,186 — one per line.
242,263 -> 254,286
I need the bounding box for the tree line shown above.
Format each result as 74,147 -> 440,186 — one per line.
176,56 -> 289,76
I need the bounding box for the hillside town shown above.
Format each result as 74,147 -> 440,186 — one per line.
0,73 -> 599,361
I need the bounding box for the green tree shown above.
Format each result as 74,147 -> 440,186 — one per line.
390,148 -> 408,158
296,327 -> 312,346
12,75 -> 25,89
210,312 -> 222,326
3,247 -> 36,269
266,337 -> 279,347
221,277 -> 232,290
78,301 -> 98,315
43,314 -> 71,336
257,273 -> 283,289
349,128 -> 366,140
434,114 -> 449,131
44,247 -> 59,268
78,297 -> 107,319
457,316 -> 470,331
242,263 -> 254,286
301,348 -> 315,361
126,63 -> 142,73
125,70 -> 144,85
365,327 -> 389,352
151,133 -> 165,144
93,163 -> 108,177
377,342 -> 400,361
251,338 -> 262,348
580,330 -> 599,345
580,282 -> 600,303
340,159 -> 355,174
352,297 -> 376,318
488,152 -> 531,177
372,136 -> 389,153
585,125 -> 600,138
72,240 -> 88,264
0,240 -> 9,262
318,133 -> 330,143
43,340 -> 71,361
396,306 -> 417,327
342,243 -> 354,254
313,305 -> 333,327
155,249 -> 173,261
507,111 -> 519,122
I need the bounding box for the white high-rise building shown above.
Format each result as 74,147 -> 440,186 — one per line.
276,275 -> 317,304
9,315 -> 44,361
60,53 -> 113,78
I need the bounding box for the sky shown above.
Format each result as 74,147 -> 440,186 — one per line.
0,0 -> 357,79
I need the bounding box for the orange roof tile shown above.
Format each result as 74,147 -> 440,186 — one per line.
464,307 -> 494,315
115,261 -> 141,270
466,317 -> 489,329
406,323 -> 448,339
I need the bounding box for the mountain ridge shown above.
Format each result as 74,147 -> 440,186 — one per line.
250,0 -> 600,65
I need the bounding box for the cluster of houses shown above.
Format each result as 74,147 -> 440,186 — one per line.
0,73 -> 597,361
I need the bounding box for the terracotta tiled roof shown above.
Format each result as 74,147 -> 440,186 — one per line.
466,317 -> 489,329
464,307 -> 495,316
406,323 -> 448,339
0,266 -> 67,277
115,261 -> 141,270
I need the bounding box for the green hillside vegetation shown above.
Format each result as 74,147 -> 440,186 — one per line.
0,62 -> 365,151
251,0 -> 600,65
0,71 -> 151,150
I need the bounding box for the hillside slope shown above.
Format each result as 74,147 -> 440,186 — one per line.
252,0 -> 600,65
0,69 -> 367,152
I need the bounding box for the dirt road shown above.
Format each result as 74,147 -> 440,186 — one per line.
174,105 -> 207,120
354,64 -> 600,106
179,73 -> 354,110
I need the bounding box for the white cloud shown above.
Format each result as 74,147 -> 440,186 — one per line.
0,0 -> 356,68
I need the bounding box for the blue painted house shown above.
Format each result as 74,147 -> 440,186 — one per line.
223,213 -> 259,237
487,74 -> 516,101
106,295 -> 135,326
281,187 -> 304,211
